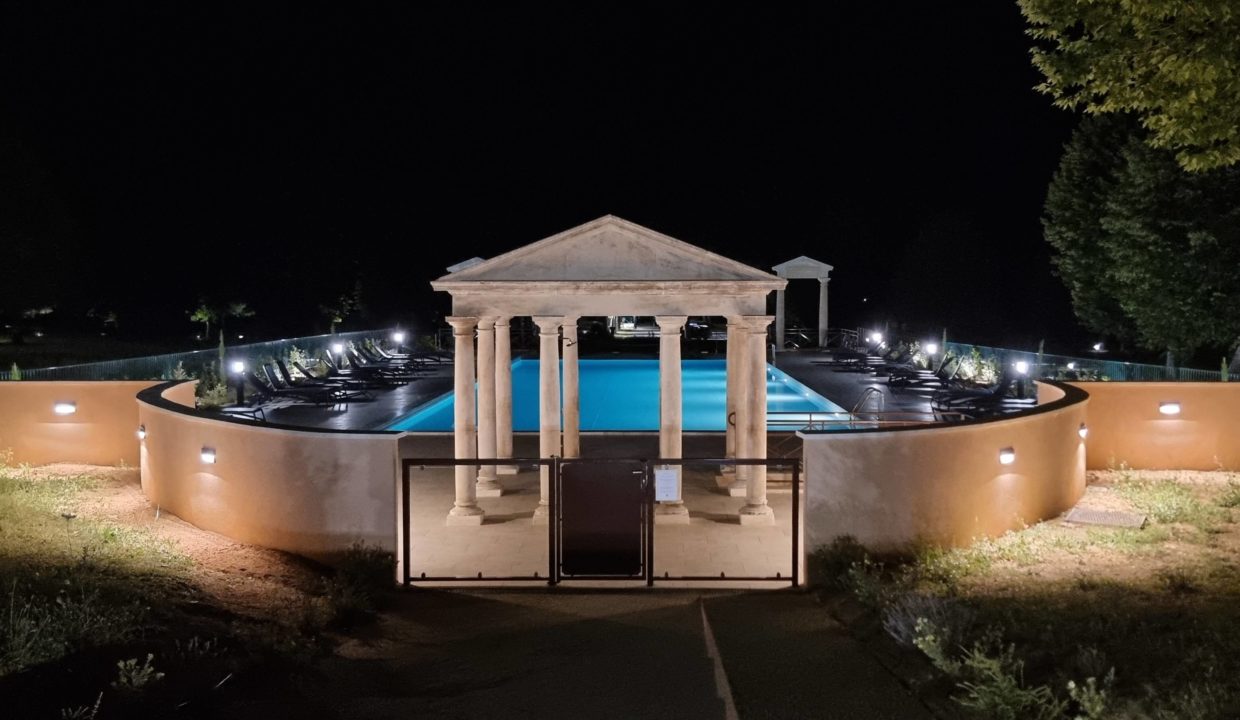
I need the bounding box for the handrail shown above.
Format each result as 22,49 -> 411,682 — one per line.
851,387 -> 884,417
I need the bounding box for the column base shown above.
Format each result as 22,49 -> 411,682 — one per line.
497,464 -> 520,475
654,502 -> 691,525
738,504 -> 775,525
446,505 -> 485,526
476,479 -> 505,497
727,480 -> 748,498
532,502 -> 550,525
714,466 -> 736,488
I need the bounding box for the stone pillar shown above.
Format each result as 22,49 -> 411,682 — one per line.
494,316 -> 516,474
562,316 -> 580,459
446,316 -> 483,525
532,316 -> 562,523
818,277 -> 830,347
728,317 -> 752,497
740,315 -> 775,524
655,315 -> 690,523
775,287 -> 786,350
724,316 -> 742,461
475,317 -> 503,497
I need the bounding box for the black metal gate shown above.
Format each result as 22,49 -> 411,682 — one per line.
399,457 -> 798,588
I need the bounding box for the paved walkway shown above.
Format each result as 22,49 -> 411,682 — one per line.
306,590 -> 932,720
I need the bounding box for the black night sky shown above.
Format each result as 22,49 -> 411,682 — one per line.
0,2 -> 1083,351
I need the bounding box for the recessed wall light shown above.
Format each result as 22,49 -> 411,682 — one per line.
1159,402 -> 1181,416
137,425 -> 146,440
999,447 -> 1016,465
200,447 -> 217,464
1078,423 -> 1088,439
53,402 -> 77,415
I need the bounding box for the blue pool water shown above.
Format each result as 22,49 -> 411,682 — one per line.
387,359 -> 845,432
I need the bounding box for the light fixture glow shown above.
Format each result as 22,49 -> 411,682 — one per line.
200,447 -> 216,464
1078,423 -> 1088,439
331,343 -> 344,354
999,447 -> 1016,465
1092,342 -> 1104,352
873,332 -> 883,343
1067,362 -> 1076,370
392,331 -> 406,343
53,402 -> 77,415
230,360 -> 246,375
925,343 -> 938,355
1159,402 -> 1181,416
1015,361 -> 1029,375
137,425 -> 146,440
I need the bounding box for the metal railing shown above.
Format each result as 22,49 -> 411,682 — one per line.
0,329 -> 388,381
944,341 -> 1224,382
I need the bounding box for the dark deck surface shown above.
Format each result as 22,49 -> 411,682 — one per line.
261,365 -> 454,431
774,349 -> 936,419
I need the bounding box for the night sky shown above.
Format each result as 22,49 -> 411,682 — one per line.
0,3 -> 1082,350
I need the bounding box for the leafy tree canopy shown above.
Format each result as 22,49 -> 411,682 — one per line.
1020,0 -> 1240,172
1044,116 -> 1240,360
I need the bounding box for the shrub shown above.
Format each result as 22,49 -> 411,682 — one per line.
809,535 -> 869,590
321,542 -> 396,626
111,653 -> 164,693
1067,669 -> 1115,720
59,693 -> 102,720
955,644 -> 1067,720
7,363 -> 19,380
882,592 -> 976,648
1217,479 -> 1240,509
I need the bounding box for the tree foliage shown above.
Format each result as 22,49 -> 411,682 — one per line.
1019,0 -> 1240,172
1044,116 -> 1240,359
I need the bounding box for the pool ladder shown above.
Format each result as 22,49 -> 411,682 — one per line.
849,387 -> 885,426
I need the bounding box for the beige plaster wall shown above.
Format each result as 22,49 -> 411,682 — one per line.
0,381 -> 158,466
138,384 -> 400,559
802,383 -> 1088,559
1070,382 -> 1240,471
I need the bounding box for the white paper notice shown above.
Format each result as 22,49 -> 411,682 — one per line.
654,466 -> 679,502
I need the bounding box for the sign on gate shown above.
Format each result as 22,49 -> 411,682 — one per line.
654,465 -> 678,502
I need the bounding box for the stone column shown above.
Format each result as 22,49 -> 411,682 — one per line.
655,315 -> 690,523
728,317 -> 752,497
532,316 -> 562,523
562,316 -> 580,459
475,317 -> 503,497
446,316 -> 483,525
494,316 -> 516,474
818,277 -> 830,347
740,315 -> 775,524
775,287 -> 786,350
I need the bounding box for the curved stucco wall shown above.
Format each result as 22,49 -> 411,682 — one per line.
802,382 -> 1088,557
0,381 -> 158,465
137,382 -> 400,559
1069,382 -> 1240,471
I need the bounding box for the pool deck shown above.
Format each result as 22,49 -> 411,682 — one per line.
258,348 -> 935,432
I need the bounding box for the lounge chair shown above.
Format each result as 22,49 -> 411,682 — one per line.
253,365 -> 351,407
931,369 -> 1036,417
275,360 -> 373,400
887,355 -> 966,391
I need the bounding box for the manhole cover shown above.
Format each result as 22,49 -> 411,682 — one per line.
1063,508 -> 1147,529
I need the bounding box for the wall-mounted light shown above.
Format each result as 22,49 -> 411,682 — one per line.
1078,423 -> 1088,439
1159,402 -> 1181,416
200,447 -> 217,464
53,401 -> 77,415
1015,361 -> 1029,375
137,424 -> 146,440
392,331 -> 406,344
999,447 -> 1016,465
230,360 -> 246,375
925,343 -> 938,355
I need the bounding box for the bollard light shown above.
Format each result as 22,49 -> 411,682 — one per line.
1159,402 -> 1181,416
331,343 -> 344,354
1067,362 -> 1076,370
1078,423 -> 1088,439
53,402 -> 77,415
999,447 -> 1016,465
392,331 -> 406,344
1092,342 -> 1104,352
1015,361 -> 1029,375
230,360 -> 246,375
925,343 -> 938,355
137,425 -> 146,440
200,447 -> 217,464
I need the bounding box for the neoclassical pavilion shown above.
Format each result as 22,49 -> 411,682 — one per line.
772,256 -> 833,348
431,215 -> 787,526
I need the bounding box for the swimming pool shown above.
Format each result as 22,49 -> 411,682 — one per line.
386,358 -> 845,432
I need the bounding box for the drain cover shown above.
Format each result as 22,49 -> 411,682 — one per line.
1063,508 -> 1147,529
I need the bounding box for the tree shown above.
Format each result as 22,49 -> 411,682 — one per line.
189,301 -> 218,339
1044,118 -> 1240,360
1019,0 -> 1240,172
319,281 -> 363,333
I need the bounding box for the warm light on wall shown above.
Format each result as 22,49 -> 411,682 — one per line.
200,447 -> 217,464
999,447 -> 1016,465
1078,423 -> 1088,439
137,425 -> 146,440
1159,402 -> 1181,416
53,402 -> 77,415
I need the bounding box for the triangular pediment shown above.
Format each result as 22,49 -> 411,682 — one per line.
433,216 -> 781,284
772,255 -> 833,279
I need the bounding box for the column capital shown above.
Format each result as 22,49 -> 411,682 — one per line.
531,316 -> 563,334
741,315 -> 774,333
476,316 -> 497,331
445,316 -> 478,334
656,315 -> 688,332
494,315 -> 511,328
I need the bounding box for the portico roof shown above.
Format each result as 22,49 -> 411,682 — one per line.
432,215 -> 786,317
771,256 -> 833,279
